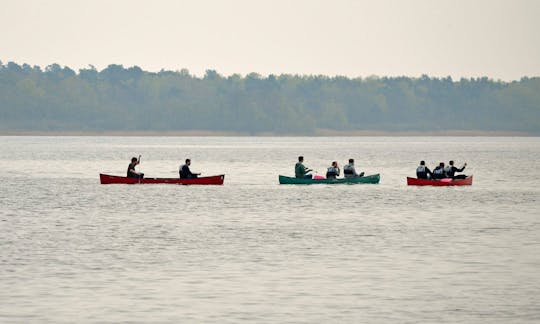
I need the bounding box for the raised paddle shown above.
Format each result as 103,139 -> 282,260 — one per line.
138,155 -> 142,184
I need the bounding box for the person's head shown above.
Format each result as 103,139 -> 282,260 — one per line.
439,162 -> 444,167
185,158 -> 191,165
449,160 -> 454,166
420,160 -> 425,165
349,158 -> 354,164
332,161 -> 338,167
298,156 -> 304,162
131,157 -> 138,163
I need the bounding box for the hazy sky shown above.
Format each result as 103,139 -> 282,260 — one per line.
1,0 -> 539,80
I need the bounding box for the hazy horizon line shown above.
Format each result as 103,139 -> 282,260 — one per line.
2,58 -> 538,82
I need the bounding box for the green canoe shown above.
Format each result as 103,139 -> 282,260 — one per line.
278,174 -> 380,185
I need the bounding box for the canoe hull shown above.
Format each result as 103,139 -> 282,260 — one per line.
100,173 -> 225,185
406,175 -> 473,186
279,174 -> 380,185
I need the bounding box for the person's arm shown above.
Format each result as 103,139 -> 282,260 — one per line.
129,164 -> 139,175
187,166 -> 201,176
426,167 -> 433,176
181,165 -> 189,176
133,157 -> 141,175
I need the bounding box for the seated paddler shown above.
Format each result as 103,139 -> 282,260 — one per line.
444,160 -> 467,179
432,162 -> 446,180
179,158 -> 201,179
416,160 -> 433,179
326,161 -> 340,179
127,156 -> 144,179
295,156 -> 313,179
344,158 -> 364,178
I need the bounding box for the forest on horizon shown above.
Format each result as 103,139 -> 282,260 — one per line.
1,61 -> 539,134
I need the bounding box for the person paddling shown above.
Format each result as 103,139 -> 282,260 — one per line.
326,161 -> 340,179
127,156 -> 144,179
295,156 -> 312,179
179,158 -> 201,179
432,162 -> 446,179
416,160 -> 433,179
343,158 -> 364,178
445,160 -> 467,179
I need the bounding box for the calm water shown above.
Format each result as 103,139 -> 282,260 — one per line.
1,136 -> 539,323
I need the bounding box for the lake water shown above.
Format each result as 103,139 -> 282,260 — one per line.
1,136 -> 539,323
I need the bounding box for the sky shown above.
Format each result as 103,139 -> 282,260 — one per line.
1,0 -> 539,80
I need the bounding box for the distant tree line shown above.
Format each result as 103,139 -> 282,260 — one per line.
1,61 -> 539,133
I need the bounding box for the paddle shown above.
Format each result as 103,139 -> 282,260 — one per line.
138,155 -> 142,184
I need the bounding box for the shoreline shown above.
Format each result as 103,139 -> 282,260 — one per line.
0,130 -> 538,137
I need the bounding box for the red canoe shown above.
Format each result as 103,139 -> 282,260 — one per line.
406,175 -> 473,186
100,173 -> 225,185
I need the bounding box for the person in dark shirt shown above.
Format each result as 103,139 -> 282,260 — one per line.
416,160 -> 433,179
179,158 -> 201,179
127,156 -> 144,179
344,158 -> 364,178
444,160 -> 467,179
326,161 -> 340,179
432,162 -> 446,179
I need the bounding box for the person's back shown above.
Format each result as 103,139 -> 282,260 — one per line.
446,160 -> 467,179
179,158 -> 199,179
295,162 -> 305,178
443,164 -> 452,178
295,156 -> 312,178
127,161 -> 137,178
416,160 -> 432,179
127,157 -> 143,179
326,161 -> 340,179
179,164 -> 189,178
432,162 -> 445,179
344,159 -> 358,178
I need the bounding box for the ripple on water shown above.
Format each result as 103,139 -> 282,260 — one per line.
1,136 -> 540,323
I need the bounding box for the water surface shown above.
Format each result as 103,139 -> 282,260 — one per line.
1,136 -> 539,323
